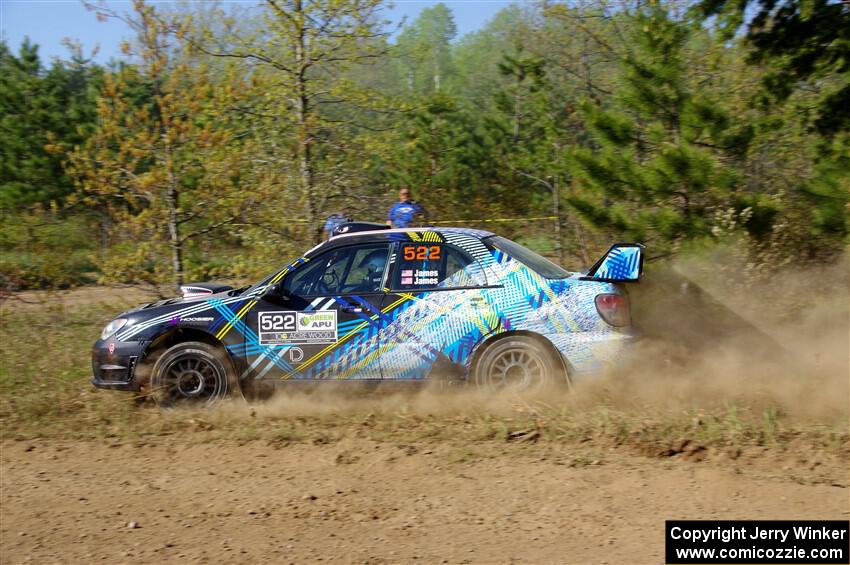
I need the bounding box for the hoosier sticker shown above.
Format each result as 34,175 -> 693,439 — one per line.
258,311 -> 337,345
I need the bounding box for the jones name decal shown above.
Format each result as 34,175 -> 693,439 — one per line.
259,311 -> 337,345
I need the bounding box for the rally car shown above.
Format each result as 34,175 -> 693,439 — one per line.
92,224 -> 643,405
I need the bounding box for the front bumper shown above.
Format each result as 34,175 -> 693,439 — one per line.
91,339 -> 147,392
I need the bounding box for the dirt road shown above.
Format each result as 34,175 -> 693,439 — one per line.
2,438 -> 847,564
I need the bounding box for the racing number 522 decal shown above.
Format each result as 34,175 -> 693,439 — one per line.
402,245 -> 441,261
258,311 -> 338,345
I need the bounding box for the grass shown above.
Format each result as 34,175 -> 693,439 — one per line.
0,212 -> 99,290
0,299 -> 140,438
1,292 -> 848,470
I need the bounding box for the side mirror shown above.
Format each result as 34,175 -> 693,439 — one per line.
263,281 -> 290,302
280,286 -> 292,302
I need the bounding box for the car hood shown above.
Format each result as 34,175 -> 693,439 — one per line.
119,287 -> 244,319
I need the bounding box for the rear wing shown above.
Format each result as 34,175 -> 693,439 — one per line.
581,243 -> 644,283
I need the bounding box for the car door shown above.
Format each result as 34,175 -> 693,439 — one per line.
243,243 -> 391,381
379,242 -> 492,380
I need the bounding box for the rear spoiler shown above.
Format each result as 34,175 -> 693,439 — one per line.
580,243 -> 644,283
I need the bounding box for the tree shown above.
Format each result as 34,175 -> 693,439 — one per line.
489,49 -> 576,261
68,0 -> 249,289
566,6 -> 753,252
698,0 -> 850,244
698,0 -> 849,139
0,39 -> 102,209
395,4 -> 457,95
447,5 -> 544,121
194,0 -> 394,244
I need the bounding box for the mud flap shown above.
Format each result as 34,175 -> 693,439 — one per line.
426,353 -> 465,386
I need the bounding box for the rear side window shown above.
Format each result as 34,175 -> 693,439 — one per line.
486,236 -> 570,279
392,244 -> 486,290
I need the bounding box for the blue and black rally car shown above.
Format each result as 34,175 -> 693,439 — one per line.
92,224 -> 643,405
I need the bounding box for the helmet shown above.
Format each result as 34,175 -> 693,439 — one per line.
358,250 -> 387,274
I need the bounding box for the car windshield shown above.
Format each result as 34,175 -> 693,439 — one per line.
485,236 -> 571,279
245,262 -> 299,296
244,240 -> 333,296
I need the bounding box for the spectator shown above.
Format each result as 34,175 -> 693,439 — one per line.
323,212 -> 348,239
387,187 -> 428,228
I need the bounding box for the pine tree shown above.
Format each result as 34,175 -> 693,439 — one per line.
0,40 -> 101,209
698,0 -> 849,244
566,6 -> 752,251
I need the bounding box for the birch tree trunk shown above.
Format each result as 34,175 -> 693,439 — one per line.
164,141 -> 184,289
293,0 -> 321,244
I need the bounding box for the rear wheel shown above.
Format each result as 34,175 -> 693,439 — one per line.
472,336 -> 565,391
150,342 -> 236,407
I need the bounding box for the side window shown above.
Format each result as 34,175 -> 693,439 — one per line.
284,244 -> 389,296
393,244 -> 486,290
342,246 -> 389,293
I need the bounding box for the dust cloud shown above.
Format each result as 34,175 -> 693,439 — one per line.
600,247 -> 850,423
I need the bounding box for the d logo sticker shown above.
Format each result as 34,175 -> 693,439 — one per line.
288,347 -> 304,363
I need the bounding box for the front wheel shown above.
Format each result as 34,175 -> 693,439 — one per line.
472,336 -> 566,392
149,342 -> 236,407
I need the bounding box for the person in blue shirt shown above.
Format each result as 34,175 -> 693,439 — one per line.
387,187 -> 429,228
323,212 -> 349,239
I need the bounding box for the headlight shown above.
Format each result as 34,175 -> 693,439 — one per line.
101,318 -> 129,340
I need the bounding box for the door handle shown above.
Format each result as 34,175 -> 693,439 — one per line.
341,307 -> 363,313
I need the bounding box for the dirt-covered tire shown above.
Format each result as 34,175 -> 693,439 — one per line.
149,341 -> 238,407
472,335 -> 566,391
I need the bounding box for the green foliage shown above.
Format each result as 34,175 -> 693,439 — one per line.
0,40 -> 102,208
3,0 -> 847,291
566,8 -> 744,251
67,0 -> 251,290
695,0 -> 850,248
0,211 -> 98,290
698,0 -> 850,138
394,3 -> 457,95
189,0 -> 398,246
800,139 -> 850,238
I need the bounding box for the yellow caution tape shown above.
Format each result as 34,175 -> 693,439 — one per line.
430,216 -> 558,224
232,216 -> 559,227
